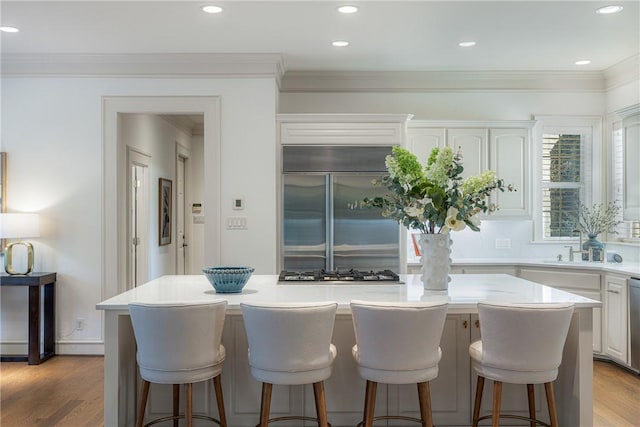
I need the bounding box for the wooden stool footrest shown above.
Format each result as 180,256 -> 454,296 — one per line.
254,415 -> 332,427
144,414 -> 223,427
476,413 -> 550,427
356,415 -> 432,427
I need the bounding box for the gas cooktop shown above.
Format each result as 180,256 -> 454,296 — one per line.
278,269 -> 402,284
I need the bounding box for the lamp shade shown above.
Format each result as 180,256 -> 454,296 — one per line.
0,213 -> 40,239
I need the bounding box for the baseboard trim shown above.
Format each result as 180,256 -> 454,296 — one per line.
1,340 -> 105,356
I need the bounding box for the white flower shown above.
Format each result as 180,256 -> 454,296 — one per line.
404,206 -> 423,218
444,207 -> 466,232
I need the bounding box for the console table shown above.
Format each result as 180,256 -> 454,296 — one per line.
0,272 -> 56,364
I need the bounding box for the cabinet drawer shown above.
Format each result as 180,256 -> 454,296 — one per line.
518,268 -> 600,291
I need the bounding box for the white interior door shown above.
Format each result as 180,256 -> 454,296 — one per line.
177,152 -> 188,274
128,148 -> 150,288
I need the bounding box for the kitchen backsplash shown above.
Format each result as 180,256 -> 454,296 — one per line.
407,220 -> 640,264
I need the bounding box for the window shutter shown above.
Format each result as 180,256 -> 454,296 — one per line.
541,133 -> 585,238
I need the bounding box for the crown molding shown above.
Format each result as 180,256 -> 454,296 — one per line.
276,113 -> 414,123
280,70 -> 606,93
603,54 -> 640,90
1,52 -> 286,84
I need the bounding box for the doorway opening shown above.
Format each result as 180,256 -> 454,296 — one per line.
102,96 -> 221,298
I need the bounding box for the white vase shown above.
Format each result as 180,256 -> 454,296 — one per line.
419,233 -> 452,291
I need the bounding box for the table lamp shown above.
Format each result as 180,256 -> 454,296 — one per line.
0,213 -> 40,275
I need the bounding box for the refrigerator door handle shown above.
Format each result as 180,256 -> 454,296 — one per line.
327,175 -> 334,271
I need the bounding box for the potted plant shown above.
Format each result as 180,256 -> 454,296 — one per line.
355,146 -> 514,290
574,202 -> 622,261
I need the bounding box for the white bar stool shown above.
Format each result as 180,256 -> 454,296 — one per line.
350,300 -> 448,427
470,302 -> 574,427
240,301 -> 338,427
129,301 -> 228,427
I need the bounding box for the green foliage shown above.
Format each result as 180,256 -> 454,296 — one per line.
573,202 -> 622,236
355,147 -> 515,234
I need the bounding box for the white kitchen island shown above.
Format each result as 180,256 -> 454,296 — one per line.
97,274 -> 599,427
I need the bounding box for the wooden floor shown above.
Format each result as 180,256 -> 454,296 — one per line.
1,356 -> 103,427
1,357 -> 639,426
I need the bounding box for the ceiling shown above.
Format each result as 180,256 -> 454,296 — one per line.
1,1 -> 638,73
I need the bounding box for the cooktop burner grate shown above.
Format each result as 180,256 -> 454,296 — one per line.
278,269 -> 400,283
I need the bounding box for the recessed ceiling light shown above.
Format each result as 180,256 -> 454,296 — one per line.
575,60 -> 591,65
202,5 -> 223,14
0,26 -> 19,33
459,41 -> 476,47
595,5 -> 624,14
337,5 -> 359,14
332,40 -> 350,47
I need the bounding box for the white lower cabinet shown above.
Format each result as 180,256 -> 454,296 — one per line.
604,274 -> 629,364
518,268 -> 603,353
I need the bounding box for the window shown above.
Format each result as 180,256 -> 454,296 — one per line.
541,133 -> 583,237
612,123 -> 640,240
534,117 -> 600,241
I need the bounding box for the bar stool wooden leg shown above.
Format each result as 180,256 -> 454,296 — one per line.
260,383 -> 273,427
364,380 -> 377,427
417,381 -> 433,427
472,376 -> 485,427
213,375 -> 228,427
491,381 -> 502,427
545,382 -> 559,427
137,380 -> 151,427
173,384 -> 180,427
527,384 -> 536,427
362,380 -> 371,426
185,383 -> 193,427
313,381 -> 329,427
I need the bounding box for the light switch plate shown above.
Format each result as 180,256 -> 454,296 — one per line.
226,216 -> 247,230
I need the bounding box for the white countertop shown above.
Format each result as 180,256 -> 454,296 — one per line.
96,274 -> 600,314
411,259 -> 640,277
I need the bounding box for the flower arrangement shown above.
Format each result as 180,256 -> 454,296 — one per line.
574,202 -> 622,237
354,146 -> 514,234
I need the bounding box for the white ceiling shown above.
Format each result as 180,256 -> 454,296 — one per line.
1,1 -> 638,73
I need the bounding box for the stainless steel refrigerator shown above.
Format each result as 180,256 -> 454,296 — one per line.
282,145 -> 400,272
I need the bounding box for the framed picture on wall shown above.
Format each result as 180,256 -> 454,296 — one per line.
159,178 -> 172,246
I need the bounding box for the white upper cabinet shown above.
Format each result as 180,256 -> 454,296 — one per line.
490,128 -> 530,216
407,121 -> 533,218
277,114 -> 412,146
407,127 -> 445,164
447,128 -> 488,179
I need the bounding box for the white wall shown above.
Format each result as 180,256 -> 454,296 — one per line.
0,76 -> 278,354
190,135 -> 206,274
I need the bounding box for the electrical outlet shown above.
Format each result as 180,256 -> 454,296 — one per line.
495,238 -> 511,249
75,318 -> 85,331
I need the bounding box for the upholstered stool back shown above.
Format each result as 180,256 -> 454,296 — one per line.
241,301 -> 338,426
129,300 -> 228,427
350,300 -> 448,427
472,302 -> 574,384
470,302 -> 575,427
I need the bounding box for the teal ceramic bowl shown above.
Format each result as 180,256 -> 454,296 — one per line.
202,266 -> 254,293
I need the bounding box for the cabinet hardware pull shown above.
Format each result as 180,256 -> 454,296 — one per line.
607,289 -> 620,294
463,320 -> 468,329
475,320 -> 480,328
